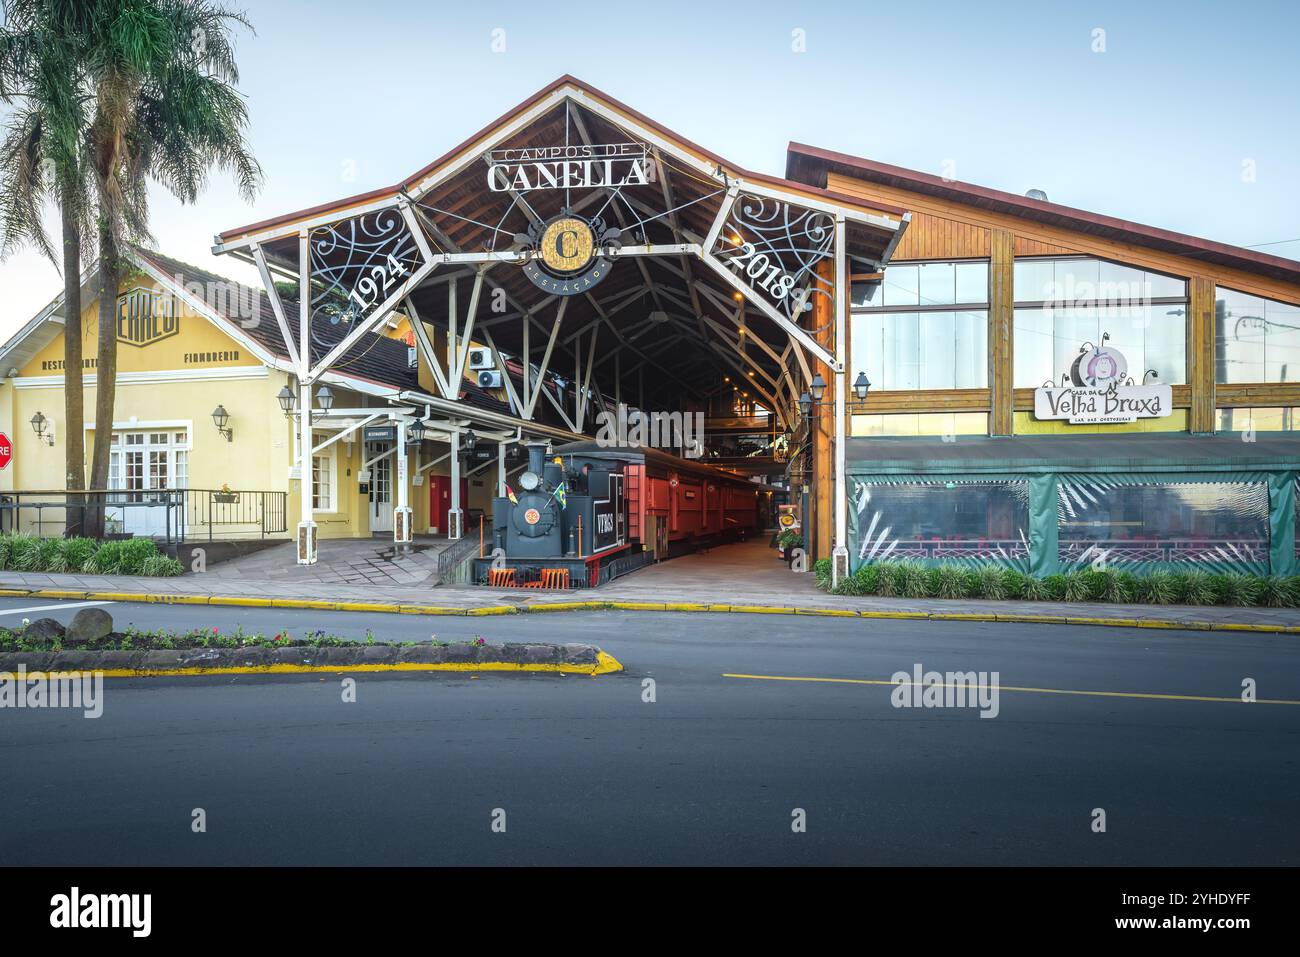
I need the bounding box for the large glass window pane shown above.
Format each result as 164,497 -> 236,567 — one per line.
955,261 -> 989,304
1055,258 -> 1100,299
1216,288 -> 1267,382
1144,303 -> 1188,384
1265,297 -> 1300,382
883,312 -> 921,389
954,310 -> 987,387
1014,259 -> 1056,303
1014,308 -> 1055,387
854,309 -> 988,391
1143,270 -> 1187,299
1097,260 -> 1145,303
1052,307 -> 1101,381
882,264 -> 919,306
918,262 -> 955,305
1057,478 -> 1269,570
919,311 -> 955,388
852,480 -> 1030,565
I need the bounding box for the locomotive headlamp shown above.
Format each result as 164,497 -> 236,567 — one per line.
519,470 -> 541,491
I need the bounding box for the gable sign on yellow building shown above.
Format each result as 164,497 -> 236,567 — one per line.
117,287 -> 180,347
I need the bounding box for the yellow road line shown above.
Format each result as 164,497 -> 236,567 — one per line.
721,672 -> 1300,705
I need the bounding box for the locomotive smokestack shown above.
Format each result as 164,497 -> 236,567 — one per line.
525,441 -> 548,475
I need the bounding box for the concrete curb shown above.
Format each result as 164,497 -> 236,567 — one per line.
0,641 -> 624,678
1,586 -> 1297,634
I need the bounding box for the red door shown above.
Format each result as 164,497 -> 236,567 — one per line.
429,476 -> 470,533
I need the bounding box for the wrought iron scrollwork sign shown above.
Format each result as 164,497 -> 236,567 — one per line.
713,194 -> 835,321
309,210 -> 423,325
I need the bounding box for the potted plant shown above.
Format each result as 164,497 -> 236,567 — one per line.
213,483 -> 239,504
777,528 -> 803,564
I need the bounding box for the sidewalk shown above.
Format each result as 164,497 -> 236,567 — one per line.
3,537 -> 1300,633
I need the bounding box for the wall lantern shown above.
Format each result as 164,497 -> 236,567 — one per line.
211,405 -> 233,442
276,384 -> 296,417
463,430 -> 478,452
408,420 -> 426,444
809,373 -> 826,402
798,392 -> 812,419
30,410 -> 54,446
853,372 -> 871,402
315,385 -> 334,413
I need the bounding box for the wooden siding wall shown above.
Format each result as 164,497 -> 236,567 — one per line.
828,171 -> 1300,432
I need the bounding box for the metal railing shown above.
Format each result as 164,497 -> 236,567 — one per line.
184,488 -> 288,543
0,489 -> 185,548
436,534 -> 483,585
0,487 -> 287,545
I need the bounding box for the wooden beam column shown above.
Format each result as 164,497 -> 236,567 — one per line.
989,228 -> 1014,436
811,260 -> 835,563
1189,275 -> 1217,434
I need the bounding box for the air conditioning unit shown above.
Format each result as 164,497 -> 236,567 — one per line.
477,369 -> 503,389
468,347 -> 493,371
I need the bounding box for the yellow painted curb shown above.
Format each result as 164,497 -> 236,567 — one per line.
4,584 -> 1299,634
525,601 -> 604,613
85,657 -> 624,678
207,596 -> 276,608
465,605 -> 520,616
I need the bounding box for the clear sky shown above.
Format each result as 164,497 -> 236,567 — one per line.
1,0 -> 1296,339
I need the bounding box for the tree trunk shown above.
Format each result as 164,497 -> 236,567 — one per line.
61,203 -> 86,537
87,216 -> 120,539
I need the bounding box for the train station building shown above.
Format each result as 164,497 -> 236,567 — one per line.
3,75 -> 1300,584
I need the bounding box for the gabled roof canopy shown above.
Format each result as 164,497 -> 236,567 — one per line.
214,77 -> 909,420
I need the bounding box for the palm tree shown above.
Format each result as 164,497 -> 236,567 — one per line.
0,0 -> 96,533
82,0 -> 261,522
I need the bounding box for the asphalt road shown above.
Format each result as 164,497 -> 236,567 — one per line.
1,596 -> 1298,866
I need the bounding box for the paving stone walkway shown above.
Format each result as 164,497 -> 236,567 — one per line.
4,538 -> 1300,630
199,535 -> 452,587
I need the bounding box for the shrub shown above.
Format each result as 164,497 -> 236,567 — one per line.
813,557 -> 832,589
876,563 -> 900,597
64,537 -> 97,573
0,535 -> 10,570
37,537 -> 67,572
934,564 -> 966,600
86,540 -> 123,574
1001,570 -> 1027,600
976,566 -> 1006,601
9,534 -> 41,571
1062,572 -> 1090,603
1136,571 -> 1176,605
117,537 -> 160,576
1181,571 -> 1216,605
1087,568 -> 1134,603
1043,574 -> 1067,601
901,562 -> 929,599
1220,574 -> 1261,607
855,564 -> 881,594
1205,574 -> 1232,605
1021,575 -> 1050,601
141,554 -> 184,577
1258,576 -> 1299,608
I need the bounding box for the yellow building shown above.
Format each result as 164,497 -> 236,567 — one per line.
0,248 -> 580,546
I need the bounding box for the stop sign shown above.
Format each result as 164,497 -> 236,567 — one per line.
0,432 -> 10,469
